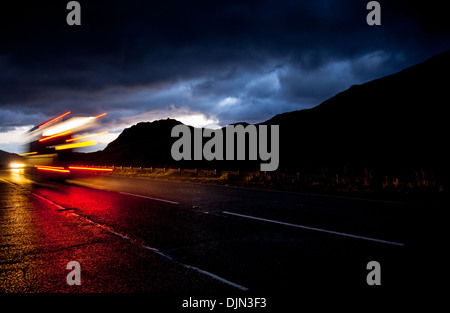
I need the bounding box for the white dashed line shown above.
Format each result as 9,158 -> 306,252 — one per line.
222,211 -> 404,246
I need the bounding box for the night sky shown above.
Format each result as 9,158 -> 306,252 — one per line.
1,0 -> 449,152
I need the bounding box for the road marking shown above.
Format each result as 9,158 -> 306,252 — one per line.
6,179 -> 245,291
31,192 -> 69,211
2,178 -> 246,290
139,243 -> 248,291
119,191 -> 179,205
222,211 -> 404,247
66,180 -> 109,191
66,180 -> 179,205
181,263 -> 248,291
71,204 -> 247,290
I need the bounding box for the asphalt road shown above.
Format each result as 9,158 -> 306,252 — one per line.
0,169 -> 443,307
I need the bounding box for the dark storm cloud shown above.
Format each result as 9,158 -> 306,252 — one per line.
0,0 -> 449,131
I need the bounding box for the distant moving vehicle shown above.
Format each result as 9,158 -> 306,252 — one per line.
17,111 -> 113,178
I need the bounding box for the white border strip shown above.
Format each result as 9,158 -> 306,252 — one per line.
65,180 -> 179,205
118,191 -> 179,205
34,191 -> 246,291
223,211 -> 404,247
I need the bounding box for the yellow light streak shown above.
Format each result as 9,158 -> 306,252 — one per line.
54,141 -> 96,150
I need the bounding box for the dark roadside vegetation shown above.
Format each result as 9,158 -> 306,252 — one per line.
102,165 -> 448,205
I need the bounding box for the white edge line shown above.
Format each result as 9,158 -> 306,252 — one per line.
118,191 -> 179,205
66,180 -> 179,205
138,245 -> 247,291
65,180 -> 107,191
15,183 -> 245,291
222,211 -> 404,247
182,264 -> 249,291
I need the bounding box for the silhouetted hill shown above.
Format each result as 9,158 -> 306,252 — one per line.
90,118 -> 183,167
80,50 -> 449,174
83,118 -> 260,169
266,50 -> 449,170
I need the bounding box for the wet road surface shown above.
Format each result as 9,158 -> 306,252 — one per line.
0,169 -> 440,307
0,171 -> 237,294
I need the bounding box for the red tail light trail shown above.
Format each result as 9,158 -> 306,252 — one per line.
36,166 -> 70,173
69,166 -> 113,172
39,130 -> 72,142
38,111 -> 71,128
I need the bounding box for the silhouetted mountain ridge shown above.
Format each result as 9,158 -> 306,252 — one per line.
266,50 -> 449,169
82,50 -> 449,171
90,119 -> 183,167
